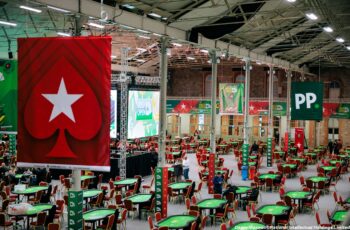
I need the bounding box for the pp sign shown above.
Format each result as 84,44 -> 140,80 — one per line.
291,82 -> 323,120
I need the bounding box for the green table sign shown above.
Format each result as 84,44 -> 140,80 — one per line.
267,137 -> 272,167
242,144 -> 249,166
8,134 -> 16,155
68,191 -> 83,230
155,167 -> 168,218
230,221 -> 265,230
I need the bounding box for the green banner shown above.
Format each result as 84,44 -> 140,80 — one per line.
68,191 -> 83,230
267,138 -> 272,167
0,60 -> 17,132
291,82 -> 323,120
155,167 -> 168,217
166,99 -> 219,114
331,103 -> 350,119
273,102 -> 287,116
242,143 -> 249,166
219,83 -> 244,114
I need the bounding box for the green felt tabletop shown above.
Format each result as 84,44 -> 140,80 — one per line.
346,197 -> 350,204
292,158 -> 306,162
257,205 -> 290,215
198,140 -> 208,143
229,221 -> 265,230
169,182 -> 192,190
285,191 -> 312,199
15,174 -> 23,179
321,166 -> 336,171
339,154 -> 349,158
229,142 -> 238,145
248,162 -> 256,166
113,178 -> 138,186
275,151 -> 285,155
83,189 -> 102,198
197,198 -> 226,209
81,175 -> 96,181
189,143 -> 197,147
331,210 -> 348,222
249,156 -> 257,159
218,144 -> 227,147
259,174 -> 278,179
168,167 -> 174,172
290,147 -> 296,150
83,208 -> 115,222
201,160 -> 219,165
304,152 -> 316,156
203,170 -> 226,176
26,204 -> 53,215
157,215 -> 197,229
282,164 -> 297,169
13,186 -> 48,195
236,186 -> 251,194
330,160 -> 342,165
308,176 -> 328,183
126,194 -> 152,204
170,151 -> 181,155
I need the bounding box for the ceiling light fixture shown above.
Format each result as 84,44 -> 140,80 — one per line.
57,32 -> 71,37
172,43 -> 182,47
137,29 -> 149,34
47,5 -> 70,13
187,57 -> 195,60
347,46 -> 350,51
20,5 -> 42,13
200,49 -> 209,54
138,35 -> 151,39
0,20 -> 17,27
336,37 -> 345,43
111,55 -> 117,59
122,4 -> 135,9
153,33 -> 162,37
306,13 -> 318,20
120,25 -> 135,30
135,59 -> 146,63
286,0 -> 296,2
137,48 -> 147,52
88,22 -> 105,29
323,26 -> 333,33
148,13 -> 162,18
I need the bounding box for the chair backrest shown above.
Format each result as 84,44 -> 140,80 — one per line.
108,204 -> 117,209
213,194 -> 222,199
147,216 -> 154,229
191,196 -> 197,205
246,205 -> 251,218
200,215 -> 208,230
48,223 -> 60,230
220,223 -> 227,230
45,205 -> 57,226
107,214 -> 115,229
190,221 -> 197,230
124,199 -> 133,211
284,196 -> 292,206
306,179 -> 314,189
250,216 -> 261,222
1,199 -> 9,211
317,181 -> 325,189
0,213 -> 6,225
265,178 -> 273,186
276,200 -> 287,206
262,213 -> 273,225
197,182 -> 203,192
315,212 -> 321,225
159,227 -> 169,230
155,212 -> 162,222
188,210 -> 200,217
36,211 -> 47,225
185,198 -> 191,210
115,194 -> 122,205
333,192 -> 338,202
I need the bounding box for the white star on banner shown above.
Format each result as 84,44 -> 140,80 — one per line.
42,78 -> 83,122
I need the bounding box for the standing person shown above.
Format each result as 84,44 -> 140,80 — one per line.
333,140 -> 340,155
250,141 -> 259,154
328,140 -> 334,154
182,156 -> 190,180
213,172 -> 224,194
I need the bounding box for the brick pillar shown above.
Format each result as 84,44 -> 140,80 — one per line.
308,121 -> 315,149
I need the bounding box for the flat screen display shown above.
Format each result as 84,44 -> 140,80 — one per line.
128,90 -> 159,138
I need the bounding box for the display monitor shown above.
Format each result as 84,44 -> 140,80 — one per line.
128,90 -> 160,138
110,90 -> 117,138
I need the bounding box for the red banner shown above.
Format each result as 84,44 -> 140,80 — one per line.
208,153 -> 215,194
18,37 -> 111,171
284,132 -> 289,152
249,101 -> 268,115
323,103 -> 339,117
295,128 -> 304,153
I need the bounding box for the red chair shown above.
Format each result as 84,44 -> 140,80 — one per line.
246,205 -> 251,219
97,214 -> 115,230
155,212 -> 162,222
220,223 -> 227,230
48,223 -> 60,230
214,204 -> 229,225
262,213 -> 273,226
315,212 -> 332,227
0,213 -> 13,229
200,215 -> 208,230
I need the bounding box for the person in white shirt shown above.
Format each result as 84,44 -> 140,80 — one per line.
182,156 -> 190,180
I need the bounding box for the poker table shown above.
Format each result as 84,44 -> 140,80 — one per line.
200,160 -> 220,166
170,151 -> 181,156
125,193 -> 153,219
235,186 -> 252,199
258,174 -> 279,180
113,178 -> 138,191
9,203 -> 53,230
83,189 -> 103,210
169,182 -> 192,191
256,205 -> 291,225
229,221 -> 265,230
330,210 -> 348,223
249,155 -> 257,160
248,162 -> 256,167
320,166 -> 336,172
12,186 -> 48,197
282,164 -> 297,169
81,175 -> 96,181
339,154 -> 349,159
285,191 -> 312,212
203,170 -> 226,176
292,158 -> 306,163
307,176 -> 328,183
329,160 -> 342,165
83,208 -> 115,229
157,215 -> 197,229
197,198 -> 227,224
304,152 -> 317,158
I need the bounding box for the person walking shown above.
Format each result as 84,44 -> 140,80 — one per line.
213,172 -> 224,194
182,156 -> 190,180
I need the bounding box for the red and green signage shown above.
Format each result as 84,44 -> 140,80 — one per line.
242,143 -> 249,166
267,138 -> 272,167
166,99 -> 219,114
208,153 -> 215,194
0,60 -> 17,132
68,191 -> 83,230
219,83 -> 244,114
155,167 -> 168,218
249,101 -> 287,116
